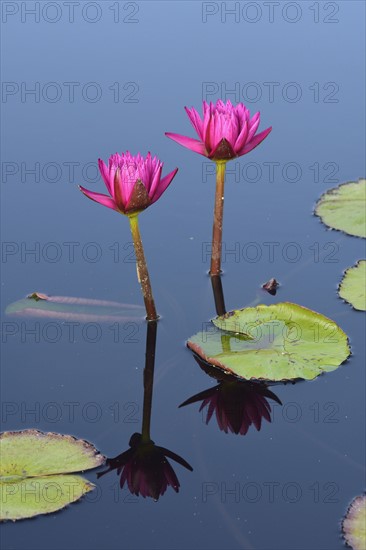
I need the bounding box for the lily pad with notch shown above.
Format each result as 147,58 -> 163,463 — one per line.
187,303 -> 350,382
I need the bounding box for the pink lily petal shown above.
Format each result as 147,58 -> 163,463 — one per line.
150,168 -> 178,204
239,126 -> 272,156
147,163 -> 163,200
210,112 -> 222,151
202,102 -> 211,142
113,169 -> 126,210
184,106 -> 204,140
234,120 -> 248,153
234,103 -> 249,122
98,159 -> 112,195
79,186 -> 119,212
247,112 -> 261,142
142,152 -> 154,192
165,132 -> 206,156
121,163 -> 138,205
108,163 -> 117,200
223,112 -> 239,146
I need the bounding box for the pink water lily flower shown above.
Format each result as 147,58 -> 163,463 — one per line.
166,100 -> 272,161
79,151 -> 178,215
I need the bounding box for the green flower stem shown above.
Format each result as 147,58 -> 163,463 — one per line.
141,321 -> 158,442
128,214 -> 158,322
210,161 -> 227,276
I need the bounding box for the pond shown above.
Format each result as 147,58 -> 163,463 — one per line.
1,1 -> 365,549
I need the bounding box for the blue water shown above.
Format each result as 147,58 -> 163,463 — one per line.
1,1 -> 365,549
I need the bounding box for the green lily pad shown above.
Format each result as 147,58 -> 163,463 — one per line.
315,179 -> 366,238
342,494 -> 366,550
5,294 -> 145,322
187,303 -> 350,382
0,430 -> 105,521
339,261 -> 366,311
1,476 -> 94,522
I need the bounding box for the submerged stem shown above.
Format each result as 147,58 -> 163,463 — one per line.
210,161 -> 227,276
211,274 -> 226,317
128,214 -> 158,322
141,321 -> 158,442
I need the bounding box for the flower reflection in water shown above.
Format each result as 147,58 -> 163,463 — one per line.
180,355 -> 282,435
98,433 -> 192,501
98,321 -> 193,500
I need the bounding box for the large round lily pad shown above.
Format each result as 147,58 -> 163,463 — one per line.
315,179 -> 366,238
339,261 -> 366,311
0,430 -> 105,521
187,303 -> 350,381
342,494 -> 366,550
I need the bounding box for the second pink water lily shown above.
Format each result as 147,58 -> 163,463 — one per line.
79,152 -> 178,215
166,99 -> 272,161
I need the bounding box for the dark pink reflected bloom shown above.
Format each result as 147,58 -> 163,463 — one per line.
180,357 -> 281,435
79,152 -> 178,215
166,100 -> 272,161
97,433 -> 193,501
